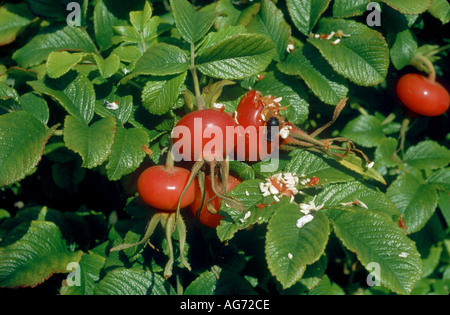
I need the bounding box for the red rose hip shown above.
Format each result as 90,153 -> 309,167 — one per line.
137,165 -> 197,211
396,73 -> 449,116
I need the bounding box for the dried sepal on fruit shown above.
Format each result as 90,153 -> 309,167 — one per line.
110,151 -> 194,279
235,90 -> 373,168
171,108 -> 246,228
190,174 -> 242,228
279,97 -> 372,166
110,210 -> 191,279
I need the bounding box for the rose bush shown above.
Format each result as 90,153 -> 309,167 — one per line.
0,0 -> 449,295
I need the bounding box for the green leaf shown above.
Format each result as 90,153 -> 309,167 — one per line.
308,18 -> 389,86
277,44 -> 348,105
112,45 -> 143,63
19,92 -> 50,126
417,235 -> 443,278
229,160 -> 255,180
0,206 -> 107,249
60,252 -> 106,295
308,275 -> 345,295
63,115 -> 116,169
333,0 -> 369,18
197,33 -> 275,80
94,267 -> 175,295
428,0 -> 450,24
386,8 -> 418,70
286,0 -> 331,36
316,181 -> 399,218
284,150 -> 356,185
184,271 -> 218,295
326,207 -> 423,295
201,79 -> 236,109
0,220 -> 83,288
0,81 -> 19,102
106,126 -> 149,181
95,94 -> 133,126
51,161 -> 86,194
141,72 -> 187,115
93,0 -> 122,51
46,51 -> 86,79
0,111 -> 57,187
29,74 -> 96,124
247,0 -> 291,62
266,204 -> 330,289
252,158 -> 289,178
336,154 -> 387,185
381,0 -> 432,15
404,140 -> 450,170
95,0 -> 160,50
390,32 -> 417,70
196,25 -> 247,57
296,255 -> 328,291
415,44 -> 442,65
93,53 -> 120,79
387,171 -> 438,234
215,183 -> 295,243
0,3 -> 34,46
374,137 -> 399,168
216,179 -> 268,241
340,115 -> 385,148
12,25 -> 97,68
214,0 -> 260,29
426,167 -> 450,191
214,269 -> 258,294
170,0 -> 217,43
0,209 -> 10,221
113,25 -> 141,43
254,71 -> 309,125
437,191 -> 450,227
25,0 -> 80,20
132,43 -> 189,76
130,1 -> 152,31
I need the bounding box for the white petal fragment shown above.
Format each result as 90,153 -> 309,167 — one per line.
399,252 -> 409,258
273,97 -> 283,103
331,38 -> 341,45
296,214 -> 314,228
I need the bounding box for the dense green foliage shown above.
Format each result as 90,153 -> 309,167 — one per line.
0,0 -> 449,295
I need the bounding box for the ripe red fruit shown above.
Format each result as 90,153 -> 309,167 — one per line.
235,90 -> 266,129
234,90 -> 283,161
396,73 -> 449,116
172,109 -> 238,162
190,175 -> 242,228
137,165 -> 197,211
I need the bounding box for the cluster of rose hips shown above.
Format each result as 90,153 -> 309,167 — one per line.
109,44 -> 450,278
110,88 -> 381,278
137,90 -> 374,224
